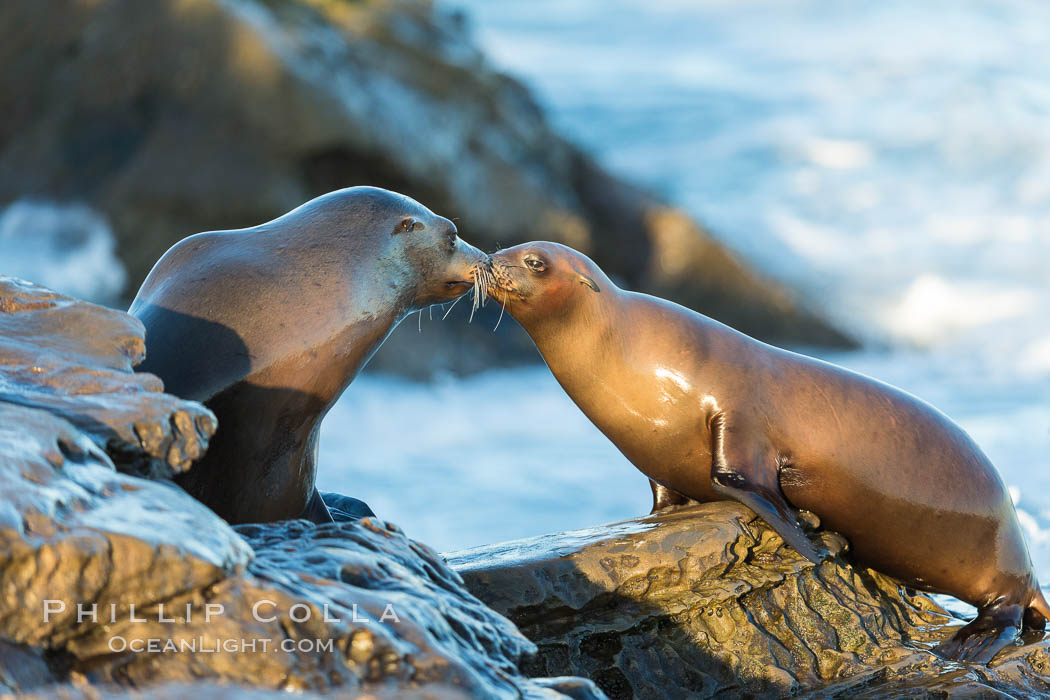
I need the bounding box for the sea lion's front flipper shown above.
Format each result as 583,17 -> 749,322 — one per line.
932,599 -> 1023,664
650,480 -> 696,513
707,411 -> 832,564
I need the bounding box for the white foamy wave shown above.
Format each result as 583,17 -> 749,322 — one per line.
881,274 -> 1037,347
798,138 -> 872,170
1020,335 -> 1050,375
0,200 -> 127,304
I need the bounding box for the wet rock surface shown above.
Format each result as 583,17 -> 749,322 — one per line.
0,276 -> 602,700
0,0 -> 854,373
53,518 -> 601,699
11,680 -> 473,700
0,277 -> 215,478
448,502 -> 1050,699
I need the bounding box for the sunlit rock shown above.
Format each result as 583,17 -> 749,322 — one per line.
0,277 -> 215,478
450,502 -> 1050,699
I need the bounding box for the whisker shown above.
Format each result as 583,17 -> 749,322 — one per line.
468,264 -> 491,324
417,308 -> 423,332
494,290 -> 507,332
441,295 -> 463,320
469,278 -> 478,323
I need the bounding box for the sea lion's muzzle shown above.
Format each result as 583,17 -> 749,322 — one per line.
443,237 -> 489,290
482,255 -> 526,303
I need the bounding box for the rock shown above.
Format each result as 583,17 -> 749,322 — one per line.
448,502 -> 1050,699
53,518 -> 602,698
0,276 -> 215,478
0,278 -> 253,691
13,681 -> 472,699
0,0 -> 855,368
0,277 -> 603,699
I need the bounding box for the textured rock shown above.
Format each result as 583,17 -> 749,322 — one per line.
0,0 -> 853,357
10,681 -> 471,699
0,400 -> 250,651
0,277 -> 252,689
0,277 -> 602,699
0,276 -> 215,478
53,519 -> 601,699
449,502 -> 1050,699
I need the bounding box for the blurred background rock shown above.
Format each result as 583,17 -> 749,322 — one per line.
0,0 -> 852,379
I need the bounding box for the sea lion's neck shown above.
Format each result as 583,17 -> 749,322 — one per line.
311,305 -> 406,409
244,241 -> 410,408
526,291 -> 623,397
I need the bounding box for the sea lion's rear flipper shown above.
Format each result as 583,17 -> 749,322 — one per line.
932,599 -> 1023,664
650,480 -> 697,513
707,411 -> 833,564
1025,588 -> 1050,630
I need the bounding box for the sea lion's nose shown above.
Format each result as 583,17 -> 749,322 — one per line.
433,214 -> 458,243
450,233 -> 488,268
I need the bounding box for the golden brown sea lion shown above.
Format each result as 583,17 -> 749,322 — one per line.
483,240 -> 1049,664
129,187 -> 488,525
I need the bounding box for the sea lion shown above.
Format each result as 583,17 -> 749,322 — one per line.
129,187 -> 488,525
483,240 -> 1049,663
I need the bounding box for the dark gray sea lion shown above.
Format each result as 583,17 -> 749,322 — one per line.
483,240 -> 1049,664
130,187 -> 487,525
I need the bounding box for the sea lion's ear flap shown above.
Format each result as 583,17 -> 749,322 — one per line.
578,274 -> 600,293
568,260 -> 600,292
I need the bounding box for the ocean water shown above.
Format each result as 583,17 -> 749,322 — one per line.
0,200 -> 126,304
0,1 -> 1047,596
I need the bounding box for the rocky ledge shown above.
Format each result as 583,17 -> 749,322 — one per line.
4,275 -> 1047,699
0,276 -> 601,699
449,502 -> 1050,699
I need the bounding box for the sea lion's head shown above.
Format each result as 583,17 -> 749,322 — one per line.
483,242 -> 607,325
305,187 -> 489,310
376,190 -> 489,308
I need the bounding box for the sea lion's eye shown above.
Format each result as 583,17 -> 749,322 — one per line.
524,257 -> 546,272
395,218 -> 424,234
